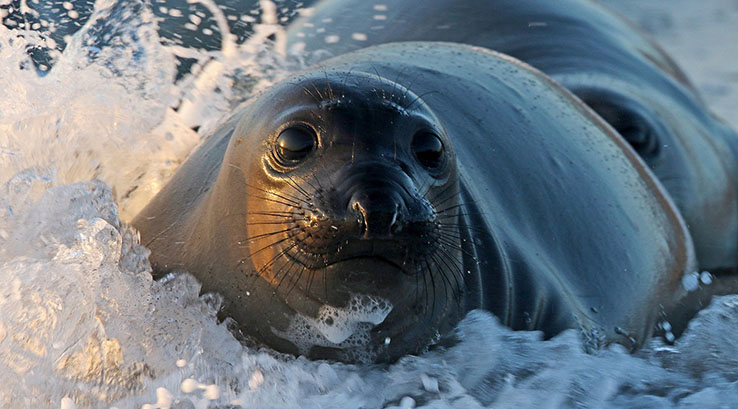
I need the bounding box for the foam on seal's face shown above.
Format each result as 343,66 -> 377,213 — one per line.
273,294 -> 393,359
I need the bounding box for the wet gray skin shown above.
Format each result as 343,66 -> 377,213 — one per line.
134,43 -> 699,362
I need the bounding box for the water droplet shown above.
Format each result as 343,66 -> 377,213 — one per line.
682,271 -> 700,292
700,271 -> 713,285
181,378 -> 198,393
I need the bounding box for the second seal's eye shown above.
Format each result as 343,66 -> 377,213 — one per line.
412,132 -> 445,169
275,126 -> 316,165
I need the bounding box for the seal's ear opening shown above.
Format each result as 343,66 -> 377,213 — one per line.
575,89 -> 665,162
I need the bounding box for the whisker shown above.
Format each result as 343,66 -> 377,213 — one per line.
247,211 -> 298,217
285,263 -> 308,298
436,236 -> 478,260
306,266 -> 318,296
407,90 -> 439,110
285,175 -> 312,198
248,195 -> 299,208
435,211 -> 486,220
235,238 -> 296,278
436,222 -> 494,237
246,221 -> 298,226
430,185 -> 460,209
245,182 -> 306,205
422,259 -> 430,319
253,243 -> 298,289
435,247 -> 465,302
271,255 -> 300,296
424,258 -> 437,319
309,79 -> 326,101
341,68 -> 355,98
370,64 -> 387,101
293,173 -> 319,195
435,202 -> 470,215
244,226 -> 300,242
414,262 -> 420,307
301,85 -> 321,105
430,252 -> 455,308
324,70 -> 336,101
248,234 -> 297,258
312,171 -> 325,191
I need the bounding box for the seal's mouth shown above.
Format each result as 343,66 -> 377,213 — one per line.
289,251 -> 406,272
282,236 -> 435,276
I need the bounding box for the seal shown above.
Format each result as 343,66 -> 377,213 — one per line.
286,0 -> 738,270
133,41 -> 700,362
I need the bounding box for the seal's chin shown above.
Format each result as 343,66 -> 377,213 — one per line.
267,256 -> 449,362
245,233 -> 467,362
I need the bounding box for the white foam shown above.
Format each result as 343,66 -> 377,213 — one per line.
273,294 -> 392,359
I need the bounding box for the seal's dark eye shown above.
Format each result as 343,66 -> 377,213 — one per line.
578,92 -> 661,161
618,121 -> 660,160
275,126 -> 316,165
412,132 -> 445,169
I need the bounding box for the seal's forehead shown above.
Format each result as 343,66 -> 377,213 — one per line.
274,70 -> 434,117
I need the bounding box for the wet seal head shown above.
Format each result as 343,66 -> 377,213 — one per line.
223,70 -> 467,362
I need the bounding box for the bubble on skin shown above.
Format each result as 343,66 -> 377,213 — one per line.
273,294 -> 392,361
682,271 -> 700,292
659,321 -> 675,343
700,271 -> 713,285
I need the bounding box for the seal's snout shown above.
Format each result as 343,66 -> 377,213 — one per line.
349,189 -> 405,238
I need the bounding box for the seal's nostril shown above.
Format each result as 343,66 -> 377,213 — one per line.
353,201 -> 368,236
390,206 -> 403,234
349,191 -> 403,238
399,161 -> 412,176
